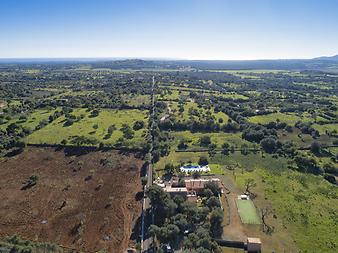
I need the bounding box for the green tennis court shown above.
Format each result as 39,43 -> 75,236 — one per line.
236,198 -> 261,224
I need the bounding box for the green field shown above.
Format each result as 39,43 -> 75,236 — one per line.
0,108 -> 58,131
236,168 -> 338,252
313,123 -> 338,134
248,112 -> 312,125
214,92 -> 249,100
170,101 -> 230,124
26,108 -> 148,147
236,198 -> 261,224
157,89 -> 189,101
172,131 -> 252,149
122,94 -> 151,106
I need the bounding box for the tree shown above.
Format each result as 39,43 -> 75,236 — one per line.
261,206 -> 274,234
146,185 -> 177,224
148,224 -> 160,237
206,196 -> 221,209
181,202 -> 199,223
164,163 -> 175,177
178,140 -> 188,150
133,120 -> 145,130
324,173 -> 336,184
141,176 -> 148,186
120,124 -> 134,139
202,188 -> 214,199
6,123 -> 19,134
210,208 -> 224,238
294,154 -> 322,175
107,124 -> 116,135
90,109 -> 100,117
204,181 -> 221,196
198,156 -> 208,166
160,224 -> 180,244
310,141 -> 322,156
240,144 -> 249,155
171,213 -> 188,232
192,171 -> 201,179
221,142 -> 230,155
208,143 -> 217,157
260,137 -> 278,153
323,163 -> 338,176
244,178 -> 256,194
199,136 -> 211,147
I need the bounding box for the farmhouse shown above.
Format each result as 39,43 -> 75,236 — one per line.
180,164 -> 210,173
164,185 -> 188,198
185,178 -> 222,194
162,177 -> 222,202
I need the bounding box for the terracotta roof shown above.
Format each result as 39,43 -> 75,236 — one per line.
247,237 -> 261,244
185,178 -> 221,190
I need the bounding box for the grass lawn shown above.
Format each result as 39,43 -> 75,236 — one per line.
236,199 -> 261,224
26,108 -> 148,148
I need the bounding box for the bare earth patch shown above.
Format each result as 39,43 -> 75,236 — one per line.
0,147 -> 143,253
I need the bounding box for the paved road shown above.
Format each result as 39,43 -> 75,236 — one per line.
141,76 -> 156,253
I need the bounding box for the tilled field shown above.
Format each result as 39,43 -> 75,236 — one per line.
0,147 -> 143,253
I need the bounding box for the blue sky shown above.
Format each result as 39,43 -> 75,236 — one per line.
1,0 -> 338,60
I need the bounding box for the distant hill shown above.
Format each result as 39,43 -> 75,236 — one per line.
1,54 -> 338,72
314,54 -> 338,61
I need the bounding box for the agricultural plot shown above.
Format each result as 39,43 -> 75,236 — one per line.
7,100 -> 22,107
277,128 -> 315,147
157,89 -> 189,101
0,108 -> 59,131
172,131 -> 253,149
54,90 -> 103,99
0,147 -> 142,252
26,108 -> 148,148
122,94 -> 151,106
213,92 -> 249,100
169,101 -> 230,124
236,199 -> 261,224
235,168 -> 338,253
313,123 -> 338,135
248,112 -> 312,125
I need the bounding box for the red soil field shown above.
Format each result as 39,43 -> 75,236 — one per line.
0,147 -> 143,253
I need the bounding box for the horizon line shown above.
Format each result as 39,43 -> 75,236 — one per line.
0,54 -> 336,62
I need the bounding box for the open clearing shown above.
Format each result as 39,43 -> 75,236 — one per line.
248,112 -> 312,125
0,147 -> 143,253
236,199 -> 261,224
0,108 -> 58,131
26,108 -> 148,147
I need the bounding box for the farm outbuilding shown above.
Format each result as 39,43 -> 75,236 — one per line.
246,237 -> 261,253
